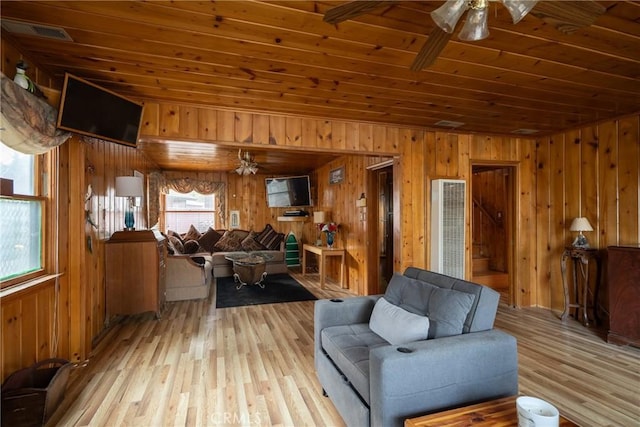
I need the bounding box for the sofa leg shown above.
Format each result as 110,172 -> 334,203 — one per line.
322,388 -> 328,397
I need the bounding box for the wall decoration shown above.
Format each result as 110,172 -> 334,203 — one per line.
230,210 -> 240,229
329,166 -> 345,184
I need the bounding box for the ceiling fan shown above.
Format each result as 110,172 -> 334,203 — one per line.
235,149 -> 259,175
323,0 -> 606,71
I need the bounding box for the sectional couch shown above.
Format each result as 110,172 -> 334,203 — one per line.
164,224 -> 288,301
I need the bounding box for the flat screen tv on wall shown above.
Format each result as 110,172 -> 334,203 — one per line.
265,175 -> 312,208
56,73 -> 143,147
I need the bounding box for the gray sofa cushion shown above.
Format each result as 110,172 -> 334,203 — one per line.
321,323 -> 387,405
384,273 -> 475,338
403,267 -> 500,333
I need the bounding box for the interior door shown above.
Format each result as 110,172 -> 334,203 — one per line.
378,166 -> 394,288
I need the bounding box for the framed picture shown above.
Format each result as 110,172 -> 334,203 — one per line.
329,166 -> 345,184
230,210 -> 240,229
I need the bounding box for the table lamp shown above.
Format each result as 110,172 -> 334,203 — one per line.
115,176 -> 143,231
313,211 -> 326,246
569,217 -> 593,248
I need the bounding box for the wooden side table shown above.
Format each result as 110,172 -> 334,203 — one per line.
560,246 -> 601,326
302,244 -> 346,289
405,396 -> 577,426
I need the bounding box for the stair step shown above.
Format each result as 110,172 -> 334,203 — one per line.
472,257 -> 489,272
473,271 -> 509,289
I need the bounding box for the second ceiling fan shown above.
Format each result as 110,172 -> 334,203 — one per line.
323,0 -> 606,71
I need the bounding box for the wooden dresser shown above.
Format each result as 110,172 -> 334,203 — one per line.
105,230 -> 167,321
607,245 -> 640,347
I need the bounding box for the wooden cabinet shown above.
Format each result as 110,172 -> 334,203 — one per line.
607,246 -> 640,347
105,230 -> 166,320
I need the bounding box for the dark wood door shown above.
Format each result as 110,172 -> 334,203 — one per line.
378,166 -> 394,288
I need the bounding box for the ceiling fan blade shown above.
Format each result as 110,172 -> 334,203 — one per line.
410,27 -> 453,71
323,1 -> 392,24
531,1 -> 606,34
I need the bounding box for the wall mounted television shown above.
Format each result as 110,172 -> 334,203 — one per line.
56,73 -> 143,147
265,175 -> 312,208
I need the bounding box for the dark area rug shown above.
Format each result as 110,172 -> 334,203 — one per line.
216,273 -> 317,308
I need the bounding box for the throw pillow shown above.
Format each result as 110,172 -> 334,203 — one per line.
167,229 -> 184,245
369,297 -> 430,345
168,235 -> 184,254
241,231 -> 265,252
384,272 -> 475,339
255,224 -> 284,250
166,239 -> 176,255
183,239 -> 201,254
198,227 -> 222,253
183,224 -> 202,242
214,231 -> 244,252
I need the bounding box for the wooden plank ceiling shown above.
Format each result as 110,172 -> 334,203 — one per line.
2,1 -> 639,172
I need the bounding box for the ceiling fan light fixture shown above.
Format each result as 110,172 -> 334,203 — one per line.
236,149 -> 258,175
431,0 -> 468,34
458,6 -> 490,41
501,0 -> 538,24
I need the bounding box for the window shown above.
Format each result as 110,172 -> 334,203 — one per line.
164,190 -> 216,232
0,143 -> 45,284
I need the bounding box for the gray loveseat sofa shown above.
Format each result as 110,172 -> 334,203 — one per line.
314,267 -> 518,427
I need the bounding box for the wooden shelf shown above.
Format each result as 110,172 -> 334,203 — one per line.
277,216 -> 308,222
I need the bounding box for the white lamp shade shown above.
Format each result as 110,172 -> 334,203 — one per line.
115,176 -> 143,197
431,0 -> 468,34
458,7 -> 490,41
501,0 -> 538,24
569,217 -> 593,232
313,211 -> 326,224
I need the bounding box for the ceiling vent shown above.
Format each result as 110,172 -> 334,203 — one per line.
1,19 -> 73,41
512,128 -> 539,135
434,120 -> 465,129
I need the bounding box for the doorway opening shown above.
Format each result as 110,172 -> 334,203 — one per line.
471,164 -> 516,305
366,161 -> 395,294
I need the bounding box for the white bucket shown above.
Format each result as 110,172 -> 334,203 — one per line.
516,396 -> 560,427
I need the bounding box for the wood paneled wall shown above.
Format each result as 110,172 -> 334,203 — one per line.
141,103 -> 400,155
535,115 -> 640,312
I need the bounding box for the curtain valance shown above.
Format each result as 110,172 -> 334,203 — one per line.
148,172 -> 226,229
0,72 -> 71,154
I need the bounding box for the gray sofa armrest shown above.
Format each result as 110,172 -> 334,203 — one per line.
369,329 -> 518,427
314,296 -> 381,369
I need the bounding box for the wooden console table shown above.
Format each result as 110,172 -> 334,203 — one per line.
302,244 -> 346,289
560,246 -> 601,326
405,396 -> 577,426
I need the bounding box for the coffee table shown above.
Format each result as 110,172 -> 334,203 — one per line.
224,253 -> 270,289
404,396 -> 577,426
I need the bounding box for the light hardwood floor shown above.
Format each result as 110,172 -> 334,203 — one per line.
47,273 -> 639,426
